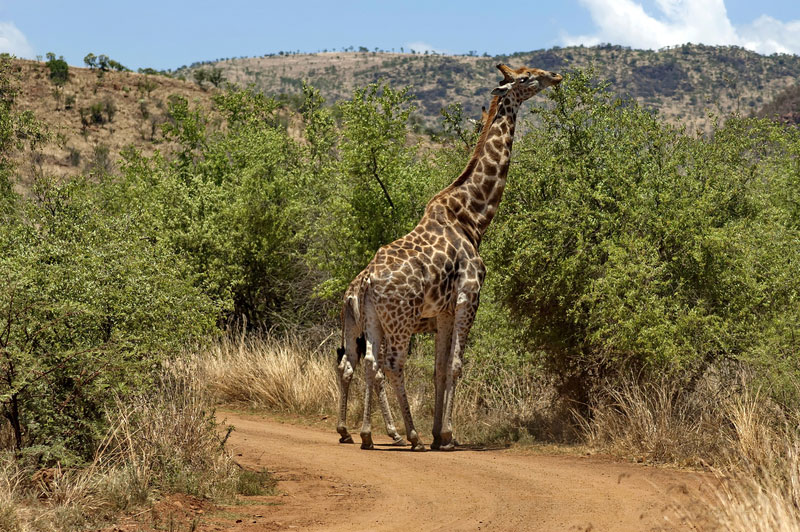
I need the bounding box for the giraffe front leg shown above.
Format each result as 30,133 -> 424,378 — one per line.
374,367 -> 406,445
432,313 -> 454,450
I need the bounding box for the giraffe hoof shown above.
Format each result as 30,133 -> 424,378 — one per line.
439,442 -> 456,452
390,436 -> 407,446
431,438 -> 441,450
360,432 -> 374,450
411,442 -> 427,452
338,435 -> 354,444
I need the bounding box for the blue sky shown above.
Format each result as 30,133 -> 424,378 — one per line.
1,0 -> 799,70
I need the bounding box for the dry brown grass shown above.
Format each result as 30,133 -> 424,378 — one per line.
582,373 -> 800,530
198,332 -> 339,415
0,359 -> 249,531
695,389 -> 800,532
195,332 -> 572,446
581,375 -> 733,467
11,59 -> 214,192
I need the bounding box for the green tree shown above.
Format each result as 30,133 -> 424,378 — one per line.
83,52 -> 97,70
305,82 -> 448,302
115,87 -> 314,326
45,52 -> 69,86
193,68 -> 208,87
0,177 -> 217,459
96,54 -> 110,71
486,68 -> 800,401
207,67 -> 225,87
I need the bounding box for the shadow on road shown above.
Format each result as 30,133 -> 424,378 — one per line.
372,442 -> 511,452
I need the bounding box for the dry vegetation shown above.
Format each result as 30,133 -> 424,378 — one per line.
194,333 -> 800,531
0,361 -> 266,532
196,332 -> 567,446
12,59 -> 214,190
180,45 -> 800,132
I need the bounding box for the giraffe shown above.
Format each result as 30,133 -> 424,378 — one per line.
336,268 -> 435,448
335,102 -> 496,447
354,64 -> 562,451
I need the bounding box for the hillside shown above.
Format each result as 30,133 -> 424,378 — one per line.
11,59 -> 215,189
180,44 -> 800,132
11,45 -> 800,188
756,84 -> 800,126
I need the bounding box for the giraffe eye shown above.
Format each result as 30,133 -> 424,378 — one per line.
519,76 -> 530,83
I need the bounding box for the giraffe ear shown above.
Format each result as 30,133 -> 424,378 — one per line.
491,82 -> 513,96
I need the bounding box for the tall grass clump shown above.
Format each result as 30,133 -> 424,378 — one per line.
198,332 -> 340,415
693,387 -> 800,531
97,359 -> 241,507
582,374 -> 734,466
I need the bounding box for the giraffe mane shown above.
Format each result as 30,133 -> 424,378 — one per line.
441,93 -> 502,191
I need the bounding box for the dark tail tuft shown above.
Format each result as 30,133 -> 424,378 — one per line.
356,335 -> 366,360
336,346 -> 346,363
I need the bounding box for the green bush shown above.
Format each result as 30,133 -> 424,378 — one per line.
107,87 -> 313,326
486,69 -> 800,400
302,82 -> 452,302
45,52 -> 68,86
0,177 -> 217,461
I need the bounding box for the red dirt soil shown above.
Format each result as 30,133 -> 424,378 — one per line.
198,410 -> 711,532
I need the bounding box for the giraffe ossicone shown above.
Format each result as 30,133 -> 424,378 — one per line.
336,64 -> 562,451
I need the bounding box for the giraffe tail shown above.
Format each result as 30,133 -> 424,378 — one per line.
339,293 -> 361,359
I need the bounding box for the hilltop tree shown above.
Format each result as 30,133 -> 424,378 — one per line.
207,67 -> 225,87
45,52 -> 69,86
83,53 -> 97,70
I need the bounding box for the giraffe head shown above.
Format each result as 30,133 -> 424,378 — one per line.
492,64 -> 562,101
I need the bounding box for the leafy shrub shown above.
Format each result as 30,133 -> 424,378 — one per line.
0,177 -> 217,460
303,82 -> 451,302
486,69 -> 800,401
109,87 -> 313,326
45,52 -> 68,86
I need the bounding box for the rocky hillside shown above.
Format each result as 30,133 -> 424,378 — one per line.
12,59 -> 214,188
756,84 -> 800,126
179,44 -> 800,133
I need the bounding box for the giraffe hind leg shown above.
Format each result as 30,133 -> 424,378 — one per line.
336,306 -> 360,444
359,314 -> 383,450
383,338 -> 426,452
374,365 -> 406,445
432,313 -> 454,450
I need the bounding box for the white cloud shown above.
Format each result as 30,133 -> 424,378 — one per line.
0,22 -> 33,58
562,0 -> 800,55
404,41 -> 447,54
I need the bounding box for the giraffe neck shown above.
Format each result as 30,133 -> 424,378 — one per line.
435,94 -> 522,247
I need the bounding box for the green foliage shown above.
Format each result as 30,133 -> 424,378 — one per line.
45,52 -> 68,86
96,54 -> 110,71
486,68 -> 800,398
0,177 -> 217,460
83,53 -> 96,70
192,67 -> 225,88
118,87 -> 312,325
302,82 -> 450,301
236,469 -> 276,496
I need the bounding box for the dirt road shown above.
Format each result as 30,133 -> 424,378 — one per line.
216,410 -> 709,532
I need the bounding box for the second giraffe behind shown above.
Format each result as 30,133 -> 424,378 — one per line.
343,64 -> 562,452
